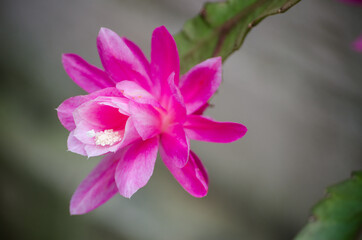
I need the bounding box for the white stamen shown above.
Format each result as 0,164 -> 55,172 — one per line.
93,129 -> 122,146
87,129 -> 96,137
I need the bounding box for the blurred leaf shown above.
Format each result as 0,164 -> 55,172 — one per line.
174,0 -> 301,73
295,171 -> 362,240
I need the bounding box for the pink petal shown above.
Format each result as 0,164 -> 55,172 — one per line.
70,153 -> 119,215
67,131 -> 87,156
115,137 -> 159,198
159,124 -> 189,168
62,53 -> 114,93
184,115 -> 247,143
57,87 -> 123,131
162,150 -> 208,198
116,81 -> 160,107
57,95 -> 89,131
193,103 -> 209,115
151,26 -> 179,97
97,28 -> 152,91
129,101 -> 162,140
179,57 -> 222,114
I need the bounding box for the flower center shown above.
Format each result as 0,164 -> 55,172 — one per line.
87,129 -> 122,146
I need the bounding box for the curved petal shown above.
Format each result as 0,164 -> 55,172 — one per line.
70,153 -> 119,215
115,137 -> 159,198
97,28 -> 152,91
193,103 -> 209,115
62,53 -> 114,93
151,26 -> 179,97
162,150 -> 208,198
67,131 -> 87,156
129,101 -> 162,140
184,115 -> 247,143
116,81 -> 160,107
159,124 -> 189,168
179,57 -> 222,114
57,87 -> 123,131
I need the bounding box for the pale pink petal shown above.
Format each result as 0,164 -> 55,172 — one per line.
129,101 -> 162,140
179,57 -> 222,114
162,150 -> 208,198
57,87 -> 123,131
97,28 -> 152,91
159,124 -> 189,168
116,81 -> 160,107
62,53 -> 114,93
115,137 -> 159,198
70,153 -> 119,215
151,26 -> 179,97
67,131 -> 87,156
184,115 -> 247,143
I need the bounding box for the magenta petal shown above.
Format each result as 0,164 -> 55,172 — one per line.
159,124 -> 189,168
115,137 -> 159,198
129,101 -> 162,140
179,57 -> 222,114
116,81 -> 160,107
70,153 -> 119,215
62,54 -> 114,93
57,95 -> 89,131
184,115 -> 247,143
97,28 -> 152,91
162,150 -> 208,198
151,26 -> 180,97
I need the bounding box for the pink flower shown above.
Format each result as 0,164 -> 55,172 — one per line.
57,26 -> 247,215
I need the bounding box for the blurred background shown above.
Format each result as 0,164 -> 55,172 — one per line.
1,0 -> 362,239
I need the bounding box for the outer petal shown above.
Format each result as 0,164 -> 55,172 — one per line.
129,101 -> 162,140
159,124 -> 189,168
70,153 -> 119,215
62,53 -> 114,93
151,26 -> 179,97
57,87 -> 123,131
179,57 -> 222,114
115,137 -> 159,198
97,28 -> 152,91
67,131 -> 87,156
162,150 -> 208,198
116,81 -> 160,107
184,115 -> 247,143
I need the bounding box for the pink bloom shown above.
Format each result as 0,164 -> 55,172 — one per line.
57,26 -> 247,215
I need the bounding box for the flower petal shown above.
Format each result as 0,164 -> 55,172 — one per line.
151,26 -> 179,97
116,81 -> 160,107
162,150 -> 208,198
353,35 -> 362,52
97,28 -> 152,91
179,57 -> 222,114
159,124 -> 189,168
184,115 -> 247,143
62,53 -> 114,93
57,87 -> 123,131
129,101 -> 162,140
115,137 -> 159,198
70,153 -> 119,215
67,131 -> 87,156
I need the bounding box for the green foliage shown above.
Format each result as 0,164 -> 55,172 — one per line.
174,0 -> 301,73
295,171 -> 362,240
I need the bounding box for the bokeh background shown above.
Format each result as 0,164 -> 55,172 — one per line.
1,0 -> 362,239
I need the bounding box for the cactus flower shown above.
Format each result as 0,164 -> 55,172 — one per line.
57,26 -> 247,215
